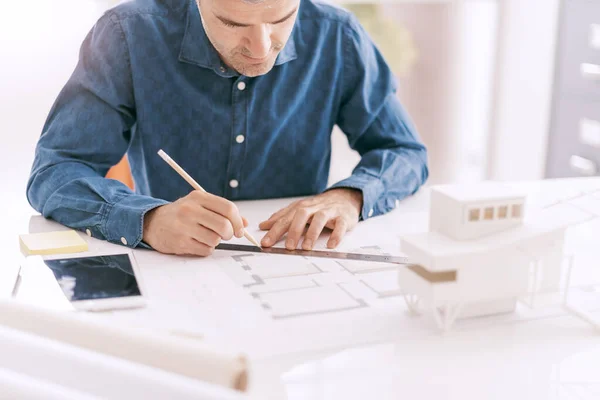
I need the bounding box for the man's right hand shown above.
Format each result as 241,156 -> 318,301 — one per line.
142,190 -> 246,256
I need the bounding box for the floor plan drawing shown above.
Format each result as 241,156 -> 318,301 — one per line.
219,246 -> 404,319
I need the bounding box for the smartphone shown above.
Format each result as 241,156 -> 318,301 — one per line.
13,251 -> 146,312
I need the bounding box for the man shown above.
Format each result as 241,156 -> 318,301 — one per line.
27,0 -> 428,257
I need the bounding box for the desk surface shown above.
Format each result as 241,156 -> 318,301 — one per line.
4,177 -> 600,400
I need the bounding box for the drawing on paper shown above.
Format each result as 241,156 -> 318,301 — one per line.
220,246 -> 404,319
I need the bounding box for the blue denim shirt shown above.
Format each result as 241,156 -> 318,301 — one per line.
27,0 -> 428,248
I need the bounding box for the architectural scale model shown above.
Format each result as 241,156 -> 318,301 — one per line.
398,182 -> 600,331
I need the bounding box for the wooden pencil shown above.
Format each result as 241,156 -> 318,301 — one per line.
157,149 -> 261,248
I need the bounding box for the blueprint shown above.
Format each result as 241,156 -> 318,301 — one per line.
219,246 -> 404,320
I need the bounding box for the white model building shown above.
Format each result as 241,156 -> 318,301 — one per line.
428,184 -> 526,240
398,183 -> 591,331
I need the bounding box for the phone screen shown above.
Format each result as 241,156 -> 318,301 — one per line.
41,254 -> 141,301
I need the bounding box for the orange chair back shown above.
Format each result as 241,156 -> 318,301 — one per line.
106,156 -> 134,190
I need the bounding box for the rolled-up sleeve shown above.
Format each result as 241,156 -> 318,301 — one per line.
26,12 -> 167,248
330,16 -> 429,220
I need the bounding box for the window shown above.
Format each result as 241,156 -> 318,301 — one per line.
511,204 -> 522,218
497,205 -> 508,219
468,208 -> 480,222
484,207 -> 494,220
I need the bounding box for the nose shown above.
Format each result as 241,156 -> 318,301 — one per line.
245,24 -> 271,59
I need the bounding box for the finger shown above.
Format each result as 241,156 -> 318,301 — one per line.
259,200 -> 300,230
327,217 -> 348,249
188,224 -> 221,248
195,207 -> 234,240
261,212 -> 294,247
261,206 -> 289,225
193,191 -> 244,238
242,216 -> 249,228
172,233 -> 215,257
259,219 -> 276,231
286,208 -> 314,250
302,211 -> 331,250
185,239 -> 215,257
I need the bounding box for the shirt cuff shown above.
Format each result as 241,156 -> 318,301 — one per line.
327,173 -> 385,220
102,194 -> 169,248
137,240 -> 154,250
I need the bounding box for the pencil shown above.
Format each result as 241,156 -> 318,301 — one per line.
157,149 -> 261,248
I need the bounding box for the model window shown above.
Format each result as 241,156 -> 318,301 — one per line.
484,207 -> 494,220
468,208 -> 480,222
511,204 -> 522,218
498,205 -> 508,219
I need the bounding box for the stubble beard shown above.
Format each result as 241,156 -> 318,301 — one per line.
232,54 -> 278,77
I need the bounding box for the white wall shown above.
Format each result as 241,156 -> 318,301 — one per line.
452,0 -> 498,183
487,0 -> 561,181
0,1 -> 105,221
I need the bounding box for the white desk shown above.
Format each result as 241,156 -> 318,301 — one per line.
4,177 -> 600,400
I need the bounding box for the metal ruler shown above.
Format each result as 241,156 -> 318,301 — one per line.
215,244 -> 458,283
215,243 -> 410,265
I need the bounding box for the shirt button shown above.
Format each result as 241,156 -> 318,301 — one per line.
121,237 -> 128,246
237,81 -> 246,91
219,66 -> 226,73
368,209 -> 374,218
86,229 -> 92,237
229,179 -> 239,188
236,135 -> 245,144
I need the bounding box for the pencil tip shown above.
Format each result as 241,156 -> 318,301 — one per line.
242,230 -> 261,249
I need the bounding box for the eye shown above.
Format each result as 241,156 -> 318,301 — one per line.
222,21 -> 240,28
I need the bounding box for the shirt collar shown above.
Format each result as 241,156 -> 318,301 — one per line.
179,0 -> 298,76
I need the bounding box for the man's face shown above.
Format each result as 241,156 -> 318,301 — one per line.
197,0 -> 300,77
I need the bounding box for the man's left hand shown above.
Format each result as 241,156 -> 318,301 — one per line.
259,188 -> 363,250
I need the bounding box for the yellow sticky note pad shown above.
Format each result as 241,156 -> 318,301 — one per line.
19,230 -> 89,256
